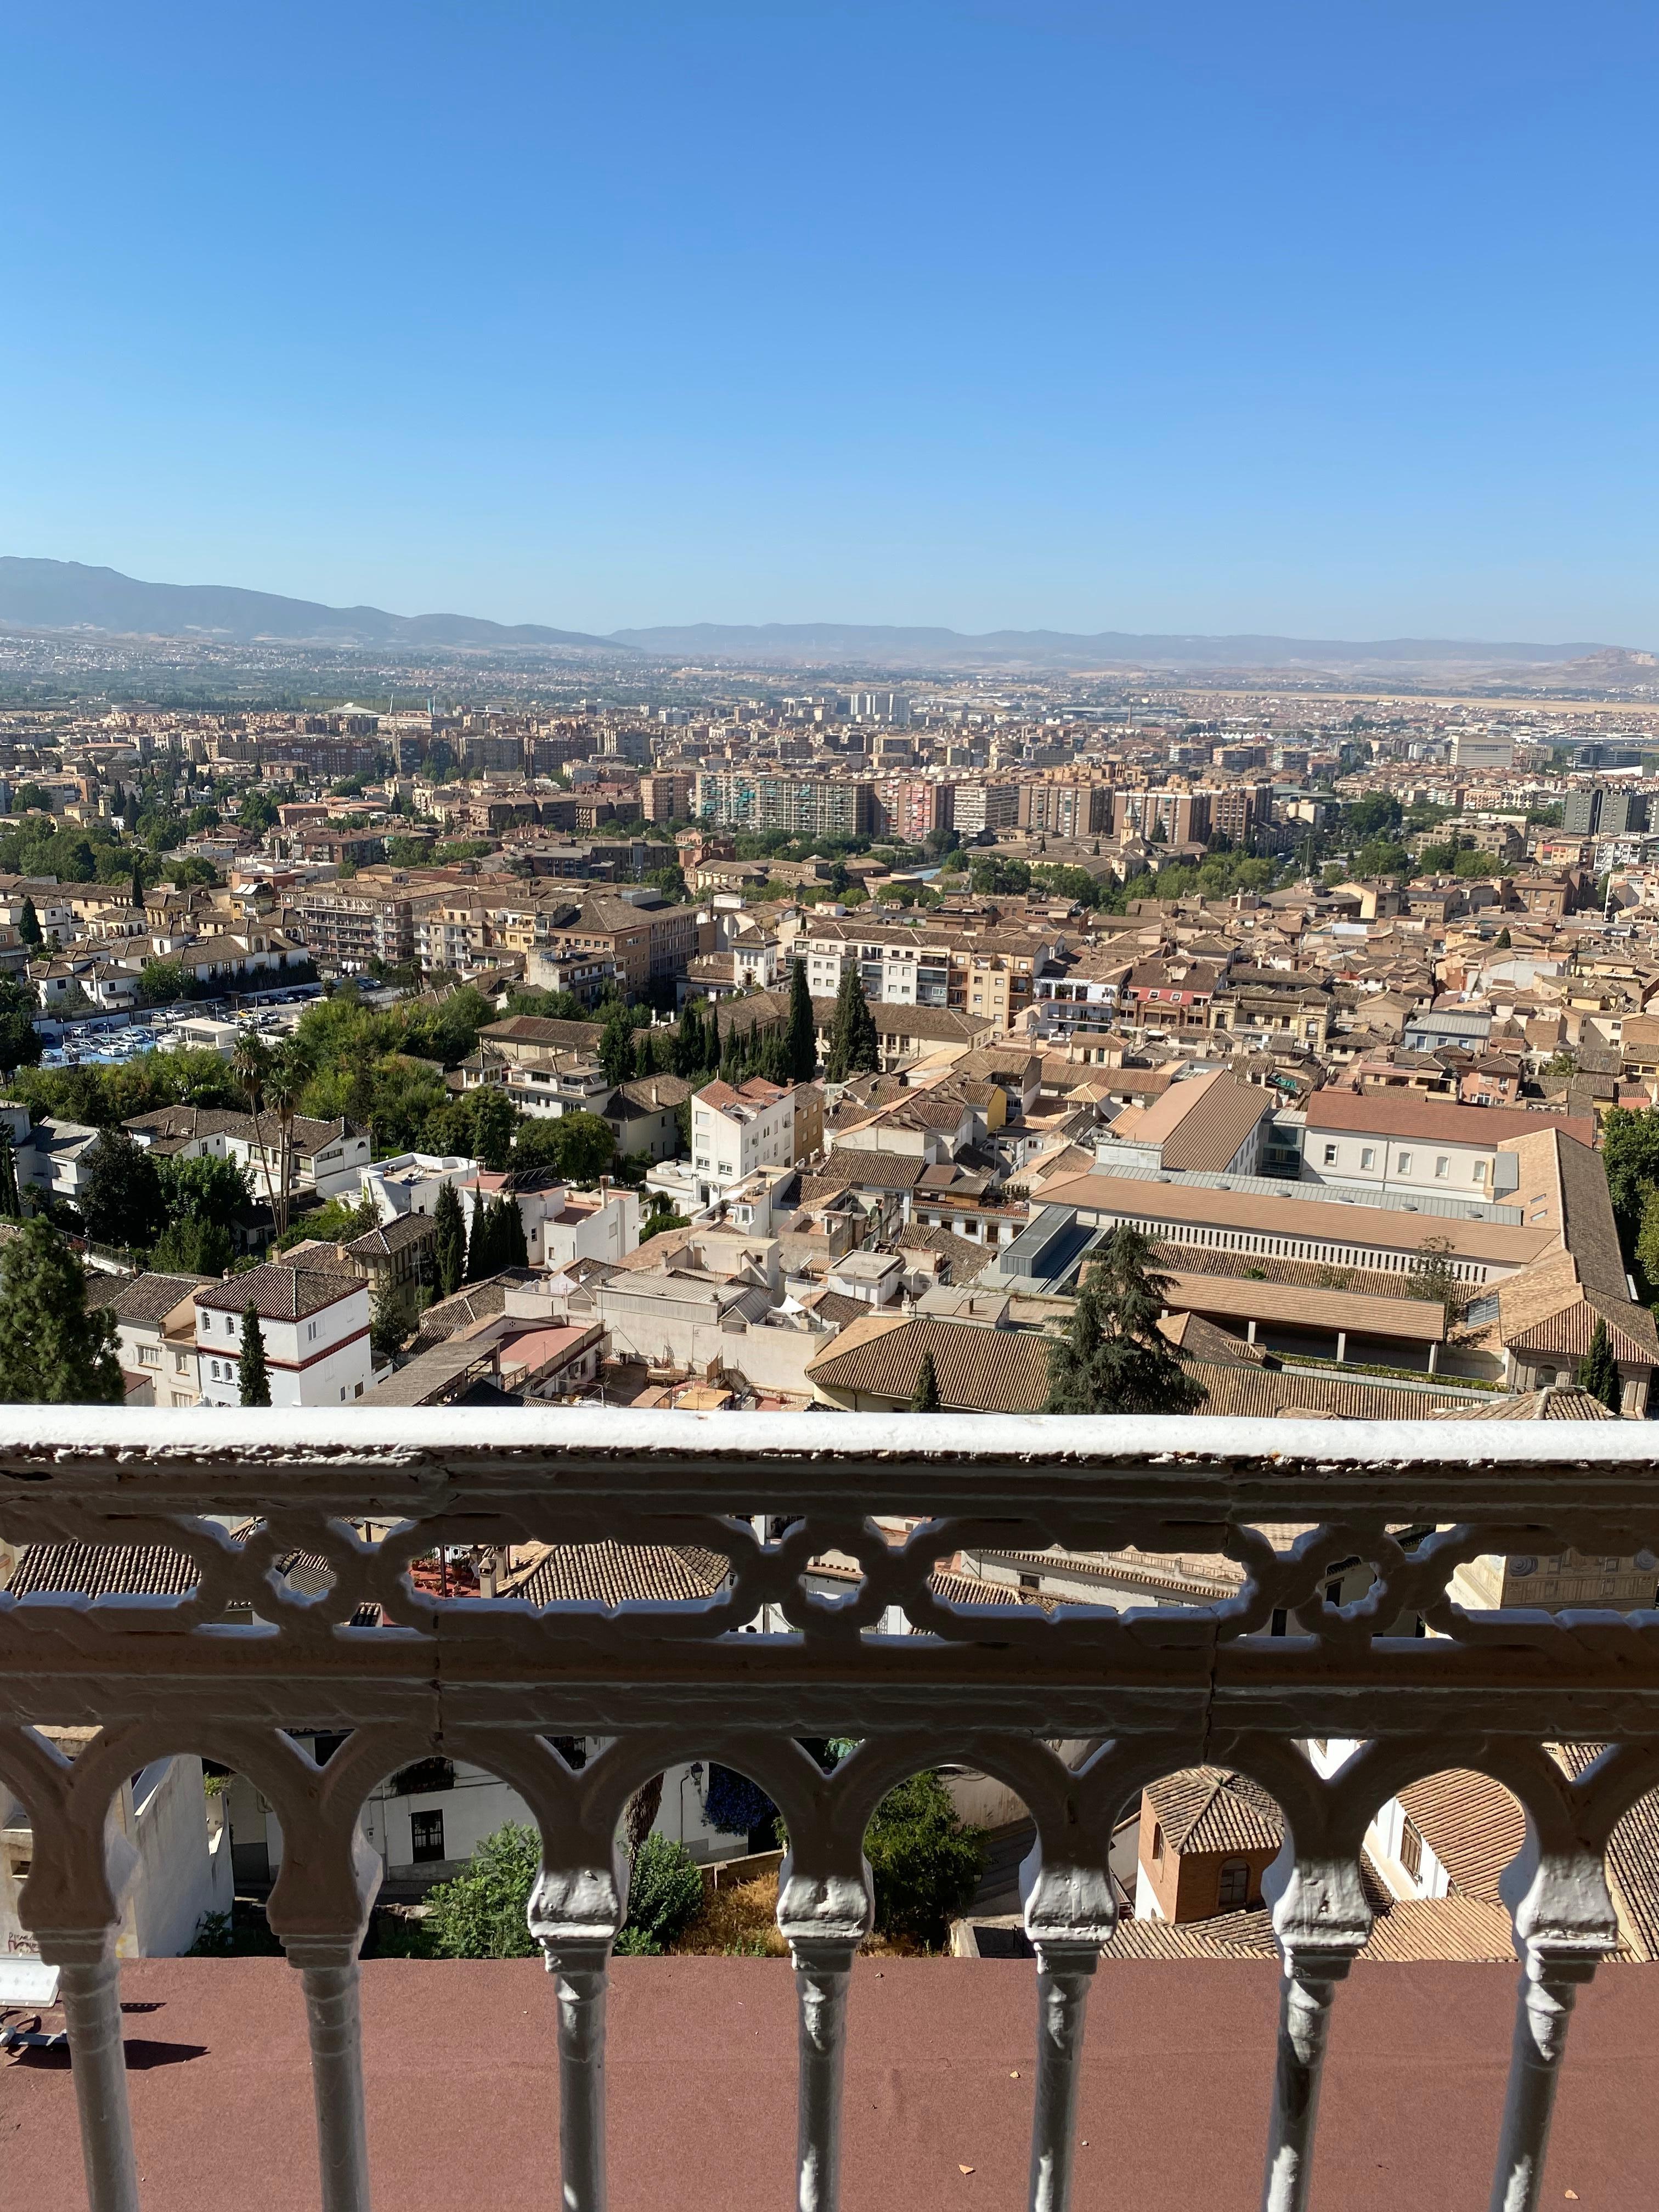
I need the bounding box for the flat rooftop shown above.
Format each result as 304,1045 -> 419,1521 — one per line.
5,1957 -> 1658,2209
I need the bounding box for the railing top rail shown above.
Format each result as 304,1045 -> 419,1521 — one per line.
0,1408 -> 1655,1518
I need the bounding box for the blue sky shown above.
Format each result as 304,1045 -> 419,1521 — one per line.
4,2 -> 1656,641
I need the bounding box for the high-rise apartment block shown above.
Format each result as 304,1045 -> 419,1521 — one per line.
694,772 -> 873,839
1017,781 -> 1113,839
950,782 -> 1020,836
1563,785 -> 1648,838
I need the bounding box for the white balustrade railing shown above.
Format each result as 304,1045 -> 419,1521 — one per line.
3,1406 -> 1658,2212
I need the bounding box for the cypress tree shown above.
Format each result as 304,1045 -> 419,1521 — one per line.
674,995 -> 705,1079
910,1349 -> 941,1412
131,863 -> 145,913
18,898 -> 40,949
495,1193 -> 528,1269
787,956 -> 817,1080
1577,1318 -> 1622,1412
826,967 -> 878,1082
238,1305 -> 271,1407
706,1001 -> 720,1079
1045,1224 -> 1206,1416
0,1131 -> 20,1219
464,1193 -> 489,1282
433,1182 -> 465,1297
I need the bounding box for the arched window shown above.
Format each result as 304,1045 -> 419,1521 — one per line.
1217,1858 -> 1250,1910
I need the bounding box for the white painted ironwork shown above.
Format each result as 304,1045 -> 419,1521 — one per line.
4,1407 -> 1659,2212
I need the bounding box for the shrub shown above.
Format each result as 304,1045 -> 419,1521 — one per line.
619,1832 -> 704,1955
863,1771 -> 984,1950
423,1821 -> 541,1958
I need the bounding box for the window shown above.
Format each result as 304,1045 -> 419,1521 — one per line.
1322,1143 -> 1338,1166
1472,1161 -> 1485,1182
1435,1156 -> 1449,1180
1152,1822 -> 1165,1864
1217,1859 -> 1250,1910
307,1322 -> 318,1342
1360,1147 -> 1375,1170
410,1809 -> 445,1863
1399,1820 -> 1423,1881
1397,1151 -> 1413,1173
138,1346 -> 160,1366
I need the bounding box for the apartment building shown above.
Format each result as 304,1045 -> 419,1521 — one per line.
533,895 -> 706,994
639,770 -> 697,821
693,772 -> 874,839
295,877 -> 420,970
1111,788 -> 1211,845
109,1271 -> 208,1408
950,782 -> 1020,836
194,1266 -> 373,1408
690,1077 -> 799,1204
1017,780 -> 1113,839
801,918 -> 1056,1033
871,776 -> 953,840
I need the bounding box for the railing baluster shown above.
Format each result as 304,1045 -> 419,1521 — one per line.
545,1939 -> 611,2212
1260,1853 -> 1372,2212
54,1945 -> 142,2212
294,1955 -> 374,2212
1027,1942 -> 1098,2212
790,1936 -> 856,2212
1484,1840 -> 1618,2212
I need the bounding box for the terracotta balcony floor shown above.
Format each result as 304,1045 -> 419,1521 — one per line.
5,1955 -> 1659,2209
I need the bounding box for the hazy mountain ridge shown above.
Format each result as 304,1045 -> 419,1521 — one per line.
0,560 -> 1639,675
0,559 -> 620,651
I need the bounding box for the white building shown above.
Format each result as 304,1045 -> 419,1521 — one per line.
690,1077 -> 798,1206
194,1265 -> 373,1407
464,1172 -> 639,1271
361,1151 -> 477,1222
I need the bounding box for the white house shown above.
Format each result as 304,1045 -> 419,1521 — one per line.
194,1265 -> 373,1407
464,1171 -> 639,1271
361,1151 -> 477,1222
690,1077 -> 798,1207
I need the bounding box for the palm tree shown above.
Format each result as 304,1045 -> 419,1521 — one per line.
233,1032 -> 284,1238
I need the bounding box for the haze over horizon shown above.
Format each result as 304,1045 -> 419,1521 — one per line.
5,3 -> 1657,640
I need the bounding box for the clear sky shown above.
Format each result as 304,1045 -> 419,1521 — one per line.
4,2 -> 1656,643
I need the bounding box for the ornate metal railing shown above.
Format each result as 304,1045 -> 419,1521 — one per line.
4,1407 -> 1659,2212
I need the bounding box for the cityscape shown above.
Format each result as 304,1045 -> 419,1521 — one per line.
5,1 -> 1659,2207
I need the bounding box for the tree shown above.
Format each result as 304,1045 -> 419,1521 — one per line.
238,1305 -> 270,1406
424,1822 -> 540,1959
492,1193 -> 529,1270
515,1110 -> 616,1186
150,1213 -> 233,1276
862,1771 -> 984,1949
0,1131 -> 19,1221
672,995 -> 706,1079
82,1128 -> 169,1251
18,897 -> 40,948
433,1181 -> 466,1297
599,1003 -> 635,1087
910,1349 -> 940,1412
787,955 -> 817,1080
464,1194 -> 490,1282
825,966 -> 879,1084
470,1084 -> 516,1172
130,863 -> 145,913
1045,1224 -> 1206,1415
0,1220 -> 122,1403
0,976 -> 42,1073
370,1277 -> 407,1363
1404,1235 -> 1466,1325
1577,1318 -> 1622,1412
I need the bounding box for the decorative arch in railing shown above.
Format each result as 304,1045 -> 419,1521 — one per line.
6,1406 -> 1659,2212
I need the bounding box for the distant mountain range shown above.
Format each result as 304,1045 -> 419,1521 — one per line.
0,559 -> 618,651
0,558 -> 1642,677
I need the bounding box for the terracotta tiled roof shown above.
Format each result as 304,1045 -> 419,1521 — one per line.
1304,1091 -> 1595,1148
1144,1768 -> 1284,1856
806,1313 -> 1051,1413
7,1541 -> 199,1599
196,1265 -> 364,1321
1433,1384 -> 1617,1421
500,1542 -> 730,1606
1180,1361 -> 1486,1421
109,1271 -> 212,1324
1397,1768 -> 1524,1904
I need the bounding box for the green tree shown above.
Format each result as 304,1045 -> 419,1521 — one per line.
470,1084 -> 517,1172
672,995 -> 706,1079
370,1277 -> 407,1363
910,1348 -> 940,1412
492,1193 -> 529,1270
150,1214 -> 233,1277
238,1305 -> 270,1406
0,1130 -> 19,1220
515,1110 -> 617,1186
424,1822 -> 540,1959
130,863 -> 145,912
433,1181 -> 466,1296
18,897 -> 40,948
136,961 -> 189,1007
464,1193 -> 491,1282
862,1771 -> 984,1949
599,1002 -> 636,1087
615,1832 -> 704,1956
1577,1318 -> 1622,1412
0,1220 -> 122,1403
0,976 -> 43,1073
824,965 -> 879,1084
1045,1224 -> 1206,1415
82,1128 -> 169,1250
787,955 -> 817,1080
